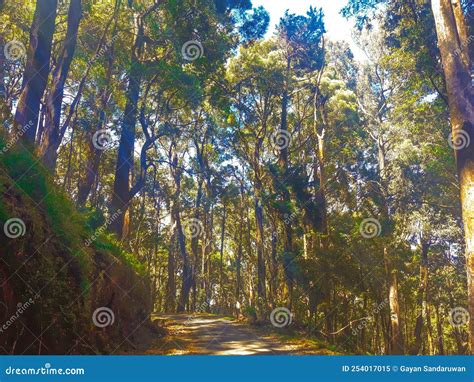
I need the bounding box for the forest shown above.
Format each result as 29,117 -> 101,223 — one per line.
0,0 -> 472,356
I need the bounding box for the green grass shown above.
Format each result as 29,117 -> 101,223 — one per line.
0,133 -> 144,280
94,233 -> 145,273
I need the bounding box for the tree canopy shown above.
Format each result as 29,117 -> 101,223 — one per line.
0,0 -> 472,355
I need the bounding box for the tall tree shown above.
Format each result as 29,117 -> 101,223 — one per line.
40,0 -> 82,169
110,3 -> 158,238
14,0 -> 58,144
276,7 -> 325,307
431,0 -> 474,353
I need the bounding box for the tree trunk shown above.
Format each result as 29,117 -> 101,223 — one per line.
200,201 -> 209,307
413,240 -> 430,354
235,187 -> 244,315
201,201 -> 214,307
166,193 -> 177,313
426,305 -> 434,354
169,154 -> 192,313
270,226 -> 278,308
431,0 -> 474,354
219,203 -> 226,311
176,205 -> 192,313
235,233 -> 243,314
190,178 -> 203,310
246,207 -> 254,308
76,5 -> 119,206
435,303 -> 445,354
253,139 -> 266,315
110,3 -> 160,238
0,28 -> 8,125
384,246 -> 404,354
278,56 -> 295,307
313,92 -> 329,250
165,229 -> 177,313
381,311 -> 391,354
40,0 -> 82,170
14,0 -> 58,144
376,130 -> 404,354
254,185 -> 266,314
110,15 -> 144,238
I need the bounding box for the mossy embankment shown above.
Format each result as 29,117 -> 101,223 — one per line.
0,137 -> 153,354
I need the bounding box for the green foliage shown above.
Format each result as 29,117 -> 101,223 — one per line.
94,233 -> 145,274
1,0 -> 469,356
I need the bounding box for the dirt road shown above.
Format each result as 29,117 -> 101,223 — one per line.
142,314 -> 337,355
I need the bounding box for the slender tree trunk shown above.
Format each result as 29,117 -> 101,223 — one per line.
166,224 -> 176,312
201,200 -> 214,308
383,246 -> 404,354
278,56 -> 295,307
190,178 -> 203,310
14,0 -> 58,144
219,204 -> 226,311
207,205 -> 214,306
253,139 -> 266,315
426,304 -> 434,354
111,15 -> 144,238
246,208 -> 254,309
62,121 -> 76,191
431,0 -> 474,354
254,184 -> 266,314
413,240 -> 430,354
77,5 -> 119,206
313,92 -> 329,249
0,28 -> 8,125
235,187 -> 244,315
376,132 -> 404,354
315,134 -> 328,246
166,240 -> 177,312
168,153 -> 192,313
201,201 -> 209,306
176,206 -> 192,313
40,0 -> 82,170
380,311 -> 390,354
111,3 -> 160,238
270,226 -> 278,308
435,302 -> 445,354
235,234 -> 243,314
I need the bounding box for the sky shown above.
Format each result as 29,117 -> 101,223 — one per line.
252,0 -> 364,60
